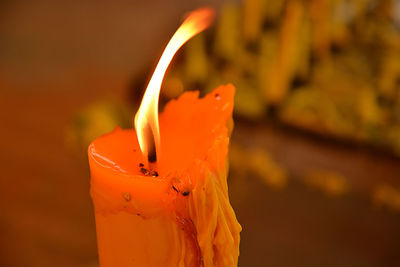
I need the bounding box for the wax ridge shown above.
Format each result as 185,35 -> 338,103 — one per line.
166,84 -> 241,266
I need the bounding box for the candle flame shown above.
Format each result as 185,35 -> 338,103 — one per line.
134,7 -> 215,163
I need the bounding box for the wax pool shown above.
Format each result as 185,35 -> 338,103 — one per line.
88,84 -> 241,266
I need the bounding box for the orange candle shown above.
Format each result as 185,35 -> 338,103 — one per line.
88,8 -> 241,267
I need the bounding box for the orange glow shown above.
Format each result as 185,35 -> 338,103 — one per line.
134,7 -> 215,162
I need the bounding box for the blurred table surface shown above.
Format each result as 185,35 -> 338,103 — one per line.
1,1 -> 400,267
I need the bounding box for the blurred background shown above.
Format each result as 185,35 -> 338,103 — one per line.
1,0 -> 400,266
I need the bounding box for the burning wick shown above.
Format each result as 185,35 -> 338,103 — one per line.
147,128 -> 157,171
147,148 -> 157,163
142,124 -> 157,163
134,7 -> 215,169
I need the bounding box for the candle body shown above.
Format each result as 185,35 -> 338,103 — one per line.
89,85 -> 241,266
95,212 -> 187,266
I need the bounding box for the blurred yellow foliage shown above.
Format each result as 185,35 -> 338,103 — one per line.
165,0 -> 400,155
163,76 -> 184,99
304,170 -> 348,196
229,144 -> 288,190
65,99 -> 131,157
373,184 -> 400,212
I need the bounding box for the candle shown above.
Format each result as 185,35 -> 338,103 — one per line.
88,8 -> 241,267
